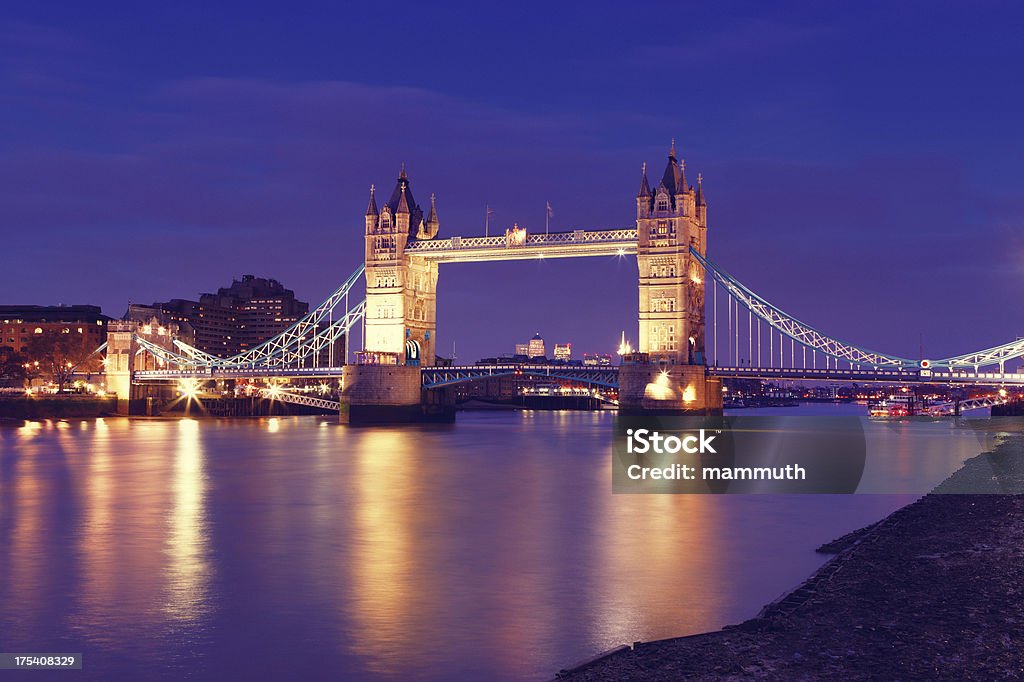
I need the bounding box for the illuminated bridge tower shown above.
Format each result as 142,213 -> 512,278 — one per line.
362,165 -> 440,366
620,141 -> 722,414
342,165 -> 450,423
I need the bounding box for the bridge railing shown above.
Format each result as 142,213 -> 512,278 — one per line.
405,228 -> 637,253
712,366 -> 919,378
923,395 -> 1012,416
134,366 -> 348,380
255,387 -> 340,411
421,364 -> 620,389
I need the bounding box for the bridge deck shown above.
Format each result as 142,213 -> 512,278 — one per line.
404,229 -> 638,263
712,366 -> 1024,385
132,364 -> 1024,386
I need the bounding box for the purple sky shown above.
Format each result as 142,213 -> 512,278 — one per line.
2,2 -> 1023,362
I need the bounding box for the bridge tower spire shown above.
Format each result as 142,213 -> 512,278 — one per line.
364,184 -> 378,232
419,192 -> 440,239
696,173 -> 707,226
637,162 -> 651,194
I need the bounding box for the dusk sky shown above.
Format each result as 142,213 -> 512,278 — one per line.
3,1 -> 1023,363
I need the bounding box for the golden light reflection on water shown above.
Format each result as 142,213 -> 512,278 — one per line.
6,427 -> 45,632
16,420 -> 43,439
78,419 -> 179,642
347,429 -> 424,674
163,419 -> 211,624
595,492 -> 725,645
78,415 -> 117,635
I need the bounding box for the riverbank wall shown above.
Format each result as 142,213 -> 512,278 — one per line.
0,396 -> 118,419
0,395 -> 335,419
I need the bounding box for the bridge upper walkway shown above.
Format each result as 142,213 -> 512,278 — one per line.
404,228 -> 638,262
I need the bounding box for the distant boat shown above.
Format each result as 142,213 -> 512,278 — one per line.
868,394 -> 922,418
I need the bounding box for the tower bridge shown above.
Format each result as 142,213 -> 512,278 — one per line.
97,140 -> 1024,421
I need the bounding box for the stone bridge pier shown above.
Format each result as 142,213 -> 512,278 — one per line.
105,319 -> 184,415
339,364 -> 454,424
617,362 -> 722,415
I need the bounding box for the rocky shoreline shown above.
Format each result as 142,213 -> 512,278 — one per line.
558,434 -> 1024,680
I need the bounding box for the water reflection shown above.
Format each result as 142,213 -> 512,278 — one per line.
347,429 -> 422,674
5,423 -> 47,637
0,409 -> 998,680
78,414 -> 114,628
78,420 -> 168,646
164,419 -> 211,624
595,493 -> 726,645
16,419 -> 43,439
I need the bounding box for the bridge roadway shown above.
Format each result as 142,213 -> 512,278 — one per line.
711,366 -> 1024,386
426,365 -> 1024,387
132,364 -> 1024,387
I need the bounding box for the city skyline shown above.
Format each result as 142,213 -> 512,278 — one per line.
3,2 -> 1024,363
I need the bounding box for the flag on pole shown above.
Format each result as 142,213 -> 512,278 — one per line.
486,205 -> 494,236
546,202 -> 553,218
545,201 -> 553,234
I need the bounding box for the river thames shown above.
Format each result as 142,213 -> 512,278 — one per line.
0,405 -> 992,680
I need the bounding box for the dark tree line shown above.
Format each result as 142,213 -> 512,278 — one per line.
0,332 -> 92,391
0,346 -> 28,387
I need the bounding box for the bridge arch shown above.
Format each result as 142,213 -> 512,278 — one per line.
405,339 -> 421,366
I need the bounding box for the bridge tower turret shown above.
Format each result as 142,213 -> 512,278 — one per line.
636,161 -> 652,218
